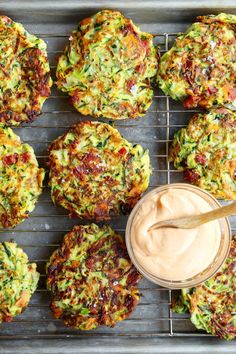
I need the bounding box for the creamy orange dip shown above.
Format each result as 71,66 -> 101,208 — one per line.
131,189 -> 221,281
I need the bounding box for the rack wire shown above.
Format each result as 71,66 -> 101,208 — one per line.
0,30 -> 232,340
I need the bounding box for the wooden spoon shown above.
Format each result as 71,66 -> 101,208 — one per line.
149,202 -> 236,231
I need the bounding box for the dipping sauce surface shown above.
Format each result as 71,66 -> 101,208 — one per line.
131,188 -> 221,281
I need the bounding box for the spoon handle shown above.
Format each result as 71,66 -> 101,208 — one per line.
150,201 -> 236,230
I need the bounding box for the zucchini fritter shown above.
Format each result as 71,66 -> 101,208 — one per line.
157,13 -> 236,109
0,16 -> 52,126
46,224 -> 141,330
48,121 -> 151,220
0,241 -> 39,323
172,236 -> 236,340
0,125 -> 44,228
56,10 -> 158,120
169,109 -> 236,200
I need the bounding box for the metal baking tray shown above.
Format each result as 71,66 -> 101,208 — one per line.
0,0 -> 235,351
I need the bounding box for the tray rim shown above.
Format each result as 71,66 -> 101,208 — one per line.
1,0 -> 236,11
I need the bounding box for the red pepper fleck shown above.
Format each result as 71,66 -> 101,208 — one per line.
104,175 -> 117,186
208,86 -> 217,94
195,154 -> 207,165
118,147 -> 127,155
135,63 -> 145,74
2,153 -> 18,166
183,95 -> 201,109
85,257 -> 94,269
184,169 -> 201,184
142,39 -> 150,55
39,85 -> 51,97
127,270 -> 141,286
21,152 -> 30,163
13,36 -> 20,54
229,87 -> 236,100
122,23 -> 136,36
2,315 -> 13,322
73,166 -> 85,181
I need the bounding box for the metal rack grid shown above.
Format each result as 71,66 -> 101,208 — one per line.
0,27 -> 234,340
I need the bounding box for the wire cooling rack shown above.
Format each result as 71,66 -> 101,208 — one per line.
0,27 -> 234,339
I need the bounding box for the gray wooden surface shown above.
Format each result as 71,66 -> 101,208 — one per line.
0,0 -> 235,352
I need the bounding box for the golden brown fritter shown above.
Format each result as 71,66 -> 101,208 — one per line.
0,241 -> 39,323
170,109 -> 236,200
56,10 -> 158,119
0,125 -> 44,228
173,236 -> 236,340
48,121 -> 151,220
0,16 -> 52,125
157,13 -> 236,109
46,224 -> 141,330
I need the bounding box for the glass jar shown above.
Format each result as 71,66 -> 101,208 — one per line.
125,183 -> 232,289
